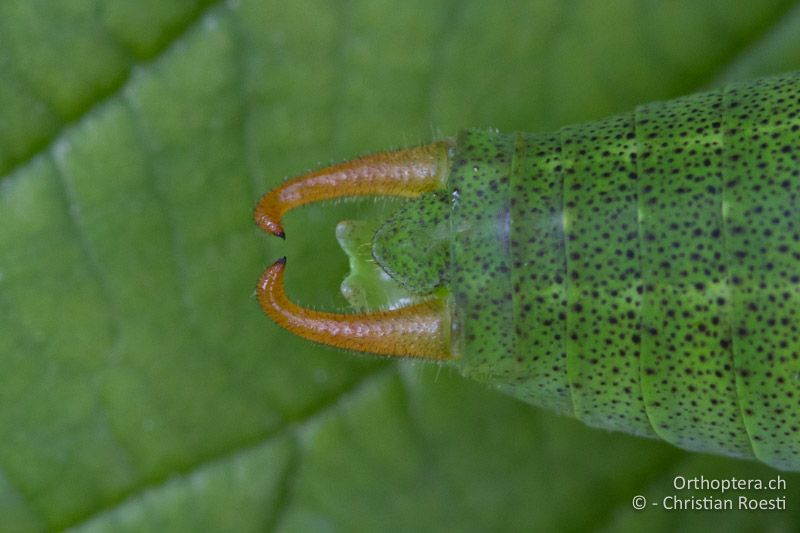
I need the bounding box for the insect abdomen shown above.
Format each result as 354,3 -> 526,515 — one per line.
254,71 -> 800,470
452,71 -> 800,469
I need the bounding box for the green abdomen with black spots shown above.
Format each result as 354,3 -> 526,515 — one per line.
368,71 -> 800,470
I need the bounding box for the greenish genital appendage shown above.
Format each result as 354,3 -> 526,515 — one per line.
336,192 -> 450,311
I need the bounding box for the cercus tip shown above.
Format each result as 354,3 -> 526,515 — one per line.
255,210 -> 286,239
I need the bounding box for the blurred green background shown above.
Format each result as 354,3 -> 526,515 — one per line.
2,0 -> 800,531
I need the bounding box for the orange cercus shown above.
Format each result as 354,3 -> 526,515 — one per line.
254,140 -> 456,361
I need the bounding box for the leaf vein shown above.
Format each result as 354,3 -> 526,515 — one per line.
0,0 -> 226,181
63,366 -> 392,530
264,436 -> 301,533
122,94 -> 194,322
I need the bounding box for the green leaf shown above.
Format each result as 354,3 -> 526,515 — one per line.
2,1 -> 800,531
